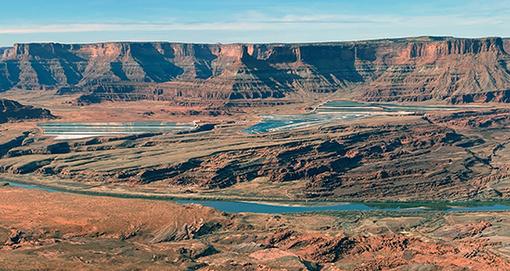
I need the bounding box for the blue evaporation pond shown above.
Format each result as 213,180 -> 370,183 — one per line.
245,115 -> 324,134
245,114 -> 366,134
245,100 -> 474,134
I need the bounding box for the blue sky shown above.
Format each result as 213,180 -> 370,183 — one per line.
1,0 -> 509,46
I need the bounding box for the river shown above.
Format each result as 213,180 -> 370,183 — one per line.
4,180 -> 510,214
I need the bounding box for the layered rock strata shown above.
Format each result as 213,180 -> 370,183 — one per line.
1,37 -> 509,104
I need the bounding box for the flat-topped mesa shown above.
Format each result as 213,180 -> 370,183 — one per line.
2,43 -> 85,61
1,37 -> 510,104
406,37 -> 505,58
391,37 -> 507,67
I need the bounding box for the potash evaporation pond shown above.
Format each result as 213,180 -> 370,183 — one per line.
38,122 -> 196,139
244,100 -> 472,134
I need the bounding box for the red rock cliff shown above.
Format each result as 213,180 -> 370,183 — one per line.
1,37 -> 509,103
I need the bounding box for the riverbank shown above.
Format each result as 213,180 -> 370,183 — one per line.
5,176 -> 510,214
1,185 -> 510,270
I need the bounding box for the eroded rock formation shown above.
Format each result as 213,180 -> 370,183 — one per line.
0,98 -> 54,123
2,186 -> 509,270
1,37 -> 509,104
2,107 -> 510,201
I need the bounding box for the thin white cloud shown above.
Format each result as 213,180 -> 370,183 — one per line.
0,13 -> 507,35
0,23 -> 268,34
0,14 -> 396,35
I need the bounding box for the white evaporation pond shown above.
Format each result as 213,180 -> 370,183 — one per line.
38,122 -> 196,139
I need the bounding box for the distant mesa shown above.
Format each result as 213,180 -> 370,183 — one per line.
1,37 -> 510,104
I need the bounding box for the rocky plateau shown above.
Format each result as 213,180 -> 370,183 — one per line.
1,37 -> 510,105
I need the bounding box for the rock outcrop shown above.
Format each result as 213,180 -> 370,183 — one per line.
1,37 -> 509,104
3,107 -> 509,201
3,186 -> 510,270
0,98 -> 54,123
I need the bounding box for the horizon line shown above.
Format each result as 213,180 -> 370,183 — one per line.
1,35 -> 508,48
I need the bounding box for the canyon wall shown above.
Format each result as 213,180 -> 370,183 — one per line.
1,37 -> 510,103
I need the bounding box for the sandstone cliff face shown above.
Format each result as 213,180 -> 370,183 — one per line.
360,37 -> 510,103
1,37 -> 509,103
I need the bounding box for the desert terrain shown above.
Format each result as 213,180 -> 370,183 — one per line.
2,36 -> 510,270
1,93 -> 510,202
2,185 -> 510,271
2,89 -> 510,270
